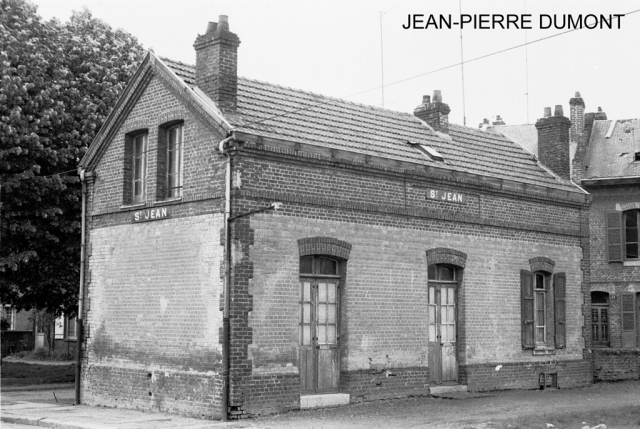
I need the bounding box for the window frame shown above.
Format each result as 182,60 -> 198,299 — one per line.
131,132 -> 147,204
624,210 -> 640,260
165,124 -> 183,199
534,273 -> 547,346
590,292 -> 610,348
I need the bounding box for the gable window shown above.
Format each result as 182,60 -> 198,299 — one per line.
521,270 -> 566,351
591,291 -> 609,347
157,122 -> 183,200
123,130 -> 148,205
132,134 -> 147,203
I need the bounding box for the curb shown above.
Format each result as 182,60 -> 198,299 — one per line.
1,383 -> 74,392
1,415 -> 116,429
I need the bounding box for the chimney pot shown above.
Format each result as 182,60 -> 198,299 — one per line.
598,106 -> 602,112
218,15 -> 229,32
575,91 -> 581,97
544,107 -> 551,118
554,105 -> 564,117
413,91 -> 450,133
206,22 -> 217,34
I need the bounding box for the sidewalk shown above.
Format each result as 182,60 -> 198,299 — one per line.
1,387 -> 242,429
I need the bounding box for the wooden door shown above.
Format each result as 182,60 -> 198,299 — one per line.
427,265 -> 458,384
299,278 -> 340,393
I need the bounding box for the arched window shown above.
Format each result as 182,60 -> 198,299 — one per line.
591,291 -> 610,347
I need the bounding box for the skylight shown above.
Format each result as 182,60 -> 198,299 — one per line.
408,141 -> 444,162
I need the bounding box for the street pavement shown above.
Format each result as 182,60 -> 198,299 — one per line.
2,381 -> 640,429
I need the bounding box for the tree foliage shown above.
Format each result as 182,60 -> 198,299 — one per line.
0,0 -> 145,316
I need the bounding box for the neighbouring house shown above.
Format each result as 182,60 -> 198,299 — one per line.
77,16 -> 592,419
568,94 -> 640,382
1,304 -> 34,357
493,92 -> 640,383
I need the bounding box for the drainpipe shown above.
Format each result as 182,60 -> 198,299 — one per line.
218,132 -> 235,421
75,168 -> 89,405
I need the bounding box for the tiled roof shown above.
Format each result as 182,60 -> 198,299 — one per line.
493,124 -> 577,167
162,58 -> 579,193
584,119 -> 640,179
492,124 -> 538,155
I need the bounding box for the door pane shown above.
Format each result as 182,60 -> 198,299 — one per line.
318,304 -> 327,323
448,288 -> 454,303
303,303 -> 311,323
328,304 -> 336,323
429,287 -> 435,303
319,283 -> 327,302
429,324 -> 436,341
318,325 -> 326,344
328,283 -> 336,303
303,281 -> 311,301
327,325 -> 336,344
440,266 -> 454,281
302,325 -> 310,345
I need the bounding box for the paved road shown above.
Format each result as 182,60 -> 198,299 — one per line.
2,381 -> 640,428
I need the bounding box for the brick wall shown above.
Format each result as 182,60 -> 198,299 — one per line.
82,213 -> 224,417
222,145 -> 590,415
81,70 -> 229,417
592,349 -> 640,381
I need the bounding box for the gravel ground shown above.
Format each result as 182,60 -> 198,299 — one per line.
248,380 -> 640,429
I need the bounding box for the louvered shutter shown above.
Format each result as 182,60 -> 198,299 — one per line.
621,292 -> 636,348
554,273 -> 566,349
606,212 -> 623,262
521,270 -> 535,349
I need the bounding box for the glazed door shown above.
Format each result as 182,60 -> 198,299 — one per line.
299,279 -> 340,393
428,281 -> 458,383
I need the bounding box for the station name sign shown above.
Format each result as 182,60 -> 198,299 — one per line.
426,189 -> 466,204
132,207 -> 172,223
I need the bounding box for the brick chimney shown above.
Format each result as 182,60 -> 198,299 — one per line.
193,16 -> 240,115
594,106 -> 607,121
492,115 -> 505,126
535,105 -> 571,180
569,91 -> 585,144
414,90 -> 451,133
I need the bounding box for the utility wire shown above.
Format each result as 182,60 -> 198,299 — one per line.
242,8 -> 640,129
14,9 -> 640,181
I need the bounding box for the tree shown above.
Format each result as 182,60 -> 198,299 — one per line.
0,0 -> 145,316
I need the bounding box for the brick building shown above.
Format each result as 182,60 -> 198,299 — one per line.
568,93 -> 640,381
77,17 -> 592,419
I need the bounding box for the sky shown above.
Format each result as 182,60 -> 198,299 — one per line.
32,0 -> 640,128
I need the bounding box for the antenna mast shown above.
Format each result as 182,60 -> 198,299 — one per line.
459,0 -> 467,126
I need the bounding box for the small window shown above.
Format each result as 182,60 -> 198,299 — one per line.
300,256 -> 338,276
408,141 -> 444,162
591,292 -> 609,347
521,271 -> 566,350
66,316 -> 77,340
123,131 -> 148,205
635,152 -> 640,161
132,134 -> 147,203
534,273 -> 547,345
428,264 -> 456,281
156,123 -> 183,200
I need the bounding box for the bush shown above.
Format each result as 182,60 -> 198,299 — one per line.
32,347 -> 49,360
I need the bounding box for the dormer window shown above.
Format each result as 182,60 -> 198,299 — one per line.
408,141 -> 444,162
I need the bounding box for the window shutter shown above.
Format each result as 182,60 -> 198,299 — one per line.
554,273 -> 566,349
621,292 -> 636,348
606,211 -> 623,262
521,270 -> 535,349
